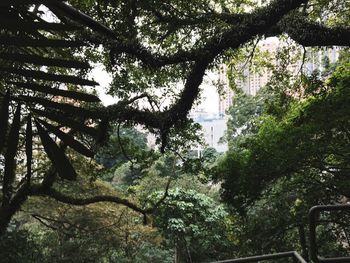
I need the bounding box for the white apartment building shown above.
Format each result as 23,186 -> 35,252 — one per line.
304,47 -> 341,74
190,110 -> 228,155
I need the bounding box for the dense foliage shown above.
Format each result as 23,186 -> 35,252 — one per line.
0,0 -> 349,262
215,57 -> 350,258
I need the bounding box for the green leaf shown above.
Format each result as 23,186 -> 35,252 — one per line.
35,120 -> 77,181
32,109 -> 101,138
3,104 -> 21,202
9,82 -> 100,102
0,67 -> 98,86
39,119 -> 94,158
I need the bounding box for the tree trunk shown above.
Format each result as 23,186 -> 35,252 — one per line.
0,185 -> 29,236
298,224 -> 309,261
174,240 -> 181,263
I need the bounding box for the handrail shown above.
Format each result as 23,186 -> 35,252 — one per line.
212,251 -> 307,263
309,204 -> 350,263
213,204 -> 350,263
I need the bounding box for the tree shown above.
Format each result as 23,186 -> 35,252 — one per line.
0,188 -> 166,263
1,0 -> 350,236
214,60 -> 350,257
96,126 -> 148,169
218,62 -> 350,208
149,188 -> 233,263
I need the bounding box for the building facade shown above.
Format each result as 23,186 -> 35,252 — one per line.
190,110 -> 228,155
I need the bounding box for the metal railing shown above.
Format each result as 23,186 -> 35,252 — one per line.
213,204 -> 350,263
212,251 -> 307,263
309,204 -> 350,263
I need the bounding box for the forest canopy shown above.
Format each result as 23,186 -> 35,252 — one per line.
0,0 -> 349,262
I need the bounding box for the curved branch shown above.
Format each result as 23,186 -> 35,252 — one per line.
31,187 -> 147,215
39,0 -> 310,142
35,0 -> 346,151
165,59 -> 211,128
110,0 -> 308,68
97,58 -> 210,134
110,42 -> 198,68
145,177 -> 172,213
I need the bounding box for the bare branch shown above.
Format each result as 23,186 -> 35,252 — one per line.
294,45 -> 307,82
32,214 -> 61,231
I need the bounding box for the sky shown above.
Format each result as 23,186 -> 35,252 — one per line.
41,4 -> 221,113
91,66 -> 116,105
91,37 -> 282,114
92,66 -> 220,113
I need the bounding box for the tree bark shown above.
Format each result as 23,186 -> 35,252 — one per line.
0,185 -> 29,236
298,224 -> 309,261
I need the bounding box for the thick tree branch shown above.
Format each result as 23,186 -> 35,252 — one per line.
93,58 -> 210,143
265,14 -> 350,47
0,183 -> 30,236
106,0 -> 309,130
30,187 -> 147,215
37,0 -> 312,143
282,15 -> 350,47
110,42 -> 198,68
100,0 -> 349,142
110,0 -> 308,68
105,1 -> 311,140
165,59 -> 211,128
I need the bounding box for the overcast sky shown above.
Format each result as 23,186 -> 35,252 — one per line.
92,66 -> 220,113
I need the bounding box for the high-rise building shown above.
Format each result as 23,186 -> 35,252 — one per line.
218,39 -> 340,115
304,47 -> 341,74
218,65 -> 234,116
218,39 -> 278,115
189,110 -> 228,155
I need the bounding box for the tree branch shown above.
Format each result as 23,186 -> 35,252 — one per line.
282,15 -> 350,47
266,14 -> 350,47
34,0 -> 314,150
110,0 -> 308,68
30,187 -> 147,215
46,0 -> 117,39
145,177 -> 172,213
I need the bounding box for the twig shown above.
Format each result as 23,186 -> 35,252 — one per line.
240,37 -> 260,72
297,46 -> 307,77
147,176 -> 172,213
32,214 -> 60,231
169,147 -> 186,162
117,122 -> 135,165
